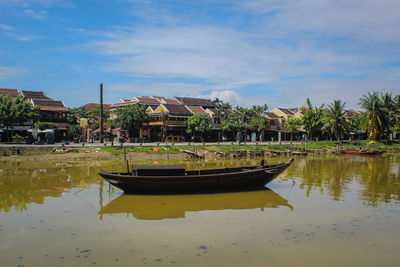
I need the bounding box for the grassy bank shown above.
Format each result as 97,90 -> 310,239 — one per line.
1,140 -> 399,160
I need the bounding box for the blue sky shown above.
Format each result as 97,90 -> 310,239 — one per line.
0,0 -> 399,109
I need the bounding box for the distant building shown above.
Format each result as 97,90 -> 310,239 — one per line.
267,107 -> 305,142
0,88 -> 19,97
22,91 -> 72,141
110,96 -> 216,141
148,104 -> 193,141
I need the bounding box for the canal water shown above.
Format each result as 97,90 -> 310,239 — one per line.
0,155 -> 399,266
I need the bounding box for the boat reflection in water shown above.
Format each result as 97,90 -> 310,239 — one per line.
99,188 -> 293,220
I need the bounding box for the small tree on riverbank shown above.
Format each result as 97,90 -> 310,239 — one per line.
0,95 -> 38,143
301,98 -> 325,140
325,100 -> 350,141
116,105 -> 149,137
186,114 -> 212,141
358,92 -> 389,142
284,117 -> 302,141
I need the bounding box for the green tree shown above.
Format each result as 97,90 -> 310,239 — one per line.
222,112 -> 243,140
67,124 -> 81,140
347,112 -> 363,138
358,92 -> 389,141
186,114 -> 212,141
381,92 -> 397,138
116,105 -> 149,137
301,98 -> 325,140
34,122 -> 55,130
236,105 -> 268,141
73,106 -> 110,129
0,95 -> 38,143
284,117 -> 302,141
325,100 -> 350,141
392,95 -> 400,134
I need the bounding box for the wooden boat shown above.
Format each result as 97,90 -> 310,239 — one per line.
342,149 -> 385,155
98,158 -> 294,194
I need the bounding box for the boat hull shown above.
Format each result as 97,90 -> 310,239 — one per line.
342,149 -> 384,155
98,159 -> 293,194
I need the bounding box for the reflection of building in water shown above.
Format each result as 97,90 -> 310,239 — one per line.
99,189 -> 293,220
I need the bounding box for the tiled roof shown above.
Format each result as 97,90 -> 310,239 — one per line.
40,106 -> 71,112
33,99 -> 65,107
0,88 -> 19,96
164,104 -> 192,116
111,100 -> 137,107
186,105 -> 206,114
164,98 -> 181,104
32,99 -> 71,111
22,91 -> 52,100
174,97 -> 214,107
78,103 -> 111,110
152,96 -> 181,104
147,104 -> 159,111
276,108 -> 295,116
265,112 -> 281,119
205,108 -> 217,114
152,96 -> 166,101
289,108 -> 301,114
137,96 -> 161,104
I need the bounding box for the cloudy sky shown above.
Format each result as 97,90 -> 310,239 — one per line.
0,0 -> 399,109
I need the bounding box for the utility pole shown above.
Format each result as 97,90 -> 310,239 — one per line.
100,83 -> 104,143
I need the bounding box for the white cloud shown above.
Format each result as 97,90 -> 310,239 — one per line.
23,8 -> 47,19
0,66 -> 30,79
89,26 -> 374,86
0,22 -> 40,41
0,0 -> 74,8
83,21 -> 400,109
207,90 -> 242,106
5,32 -> 38,41
239,0 -> 400,42
106,81 -> 211,98
0,24 -> 14,31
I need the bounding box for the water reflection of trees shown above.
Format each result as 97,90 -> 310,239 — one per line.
0,161 -> 103,213
286,156 -> 400,206
2,156 -> 398,212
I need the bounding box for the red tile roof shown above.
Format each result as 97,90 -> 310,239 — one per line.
164,98 -> 181,104
186,105 -> 207,114
174,97 -> 214,107
163,104 -> 192,116
40,106 -> 71,112
137,96 -> 161,104
22,91 -> 52,100
79,103 -> 111,110
0,88 -> 19,96
265,112 -> 281,119
111,100 -> 138,107
152,96 -> 181,104
33,99 -> 64,107
32,99 -> 71,112
276,108 -> 295,116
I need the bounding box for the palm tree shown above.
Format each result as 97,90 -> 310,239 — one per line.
301,98 -> 325,140
284,117 -> 302,141
381,92 -> 397,137
325,100 -> 350,141
358,92 -> 389,141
